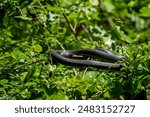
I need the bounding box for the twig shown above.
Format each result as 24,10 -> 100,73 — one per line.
82,24 -> 93,42
38,1 -> 47,12
55,39 -> 65,50
0,58 -> 44,72
74,0 -> 86,30
62,14 -> 76,35
53,0 -> 78,39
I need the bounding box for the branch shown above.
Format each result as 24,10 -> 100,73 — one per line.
54,0 -> 78,38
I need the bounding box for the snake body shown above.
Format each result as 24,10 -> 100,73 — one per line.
51,49 -> 125,70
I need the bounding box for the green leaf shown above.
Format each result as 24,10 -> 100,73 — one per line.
60,0 -> 79,7
111,26 -> 134,43
46,92 -> 65,100
89,0 -> 99,6
128,1 -> 135,7
11,49 -> 27,60
24,64 -> 36,83
0,79 -> 8,84
140,7 -> 150,17
103,91 -> 110,99
101,0 -> 115,13
20,89 -> 31,99
33,44 -> 43,53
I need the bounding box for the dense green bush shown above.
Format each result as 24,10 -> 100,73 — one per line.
0,0 -> 150,99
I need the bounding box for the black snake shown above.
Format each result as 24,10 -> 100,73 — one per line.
51,49 -> 125,70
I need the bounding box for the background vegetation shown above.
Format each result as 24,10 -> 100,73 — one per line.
0,0 -> 150,100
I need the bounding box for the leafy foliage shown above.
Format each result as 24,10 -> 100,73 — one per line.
0,0 -> 150,100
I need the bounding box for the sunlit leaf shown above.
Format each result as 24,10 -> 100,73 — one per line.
89,0 -> 99,6
140,7 -> 150,17
101,0 -> 115,13
0,79 -> 8,84
33,45 -> 43,53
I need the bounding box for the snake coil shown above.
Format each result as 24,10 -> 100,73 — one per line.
51,49 -> 125,71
